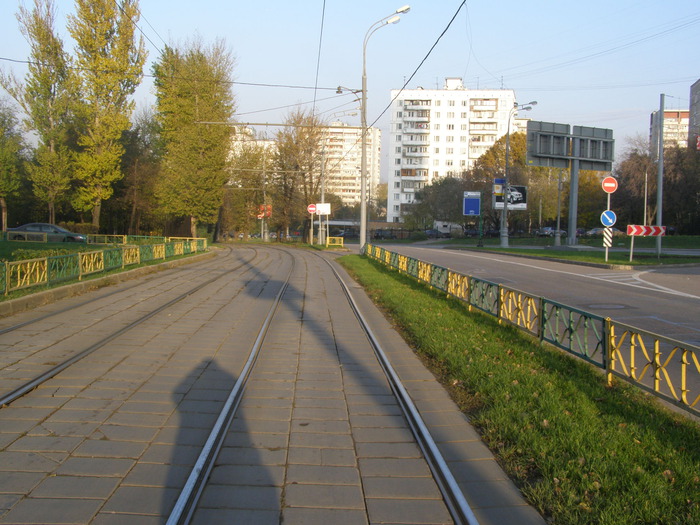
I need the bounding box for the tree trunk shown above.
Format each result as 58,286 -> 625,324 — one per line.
92,201 -> 101,229
190,216 -> 197,238
1,197 -> 7,231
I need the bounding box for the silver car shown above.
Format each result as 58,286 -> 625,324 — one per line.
7,223 -> 87,242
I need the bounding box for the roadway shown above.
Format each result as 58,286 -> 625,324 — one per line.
375,244 -> 700,347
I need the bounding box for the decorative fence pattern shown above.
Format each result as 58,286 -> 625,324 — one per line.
2,238 -> 207,296
364,244 -> 699,416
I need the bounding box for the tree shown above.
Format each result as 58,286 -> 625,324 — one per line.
153,40 -> 236,237
410,176 -> 470,228
225,135 -> 270,238
272,109 -> 324,239
105,107 -> 162,235
0,100 -> 25,230
67,0 -> 146,228
1,0 -> 79,224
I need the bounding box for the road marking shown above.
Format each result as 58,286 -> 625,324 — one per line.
408,248 -> 700,300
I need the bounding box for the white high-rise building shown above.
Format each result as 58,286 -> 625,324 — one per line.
688,79 -> 700,151
387,77 -> 527,223
322,122 -> 381,206
650,109 -> 689,156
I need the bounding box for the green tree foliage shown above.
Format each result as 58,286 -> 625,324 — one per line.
272,109 -> 324,238
225,136 -> 269,238
153,40 -> 236,237
103,107 -> 162,235
1,0 -> 79,224
67,0 -> 146,228
411,176 -> 470,227
0,100 -> 25,230
613,136 -> 700,234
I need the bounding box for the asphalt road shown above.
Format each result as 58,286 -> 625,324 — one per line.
379,244 -> 700,347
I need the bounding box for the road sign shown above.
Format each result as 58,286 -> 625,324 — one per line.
602,176 -> 618,194
603,228 -> 613,247
307,204 -> 316,214
316,202 -> 331,216
627,225 -> 666,236
600,210 -> 617,227
463,192 -> 481,216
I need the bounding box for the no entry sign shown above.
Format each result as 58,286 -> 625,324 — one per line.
602,176 -> 618,194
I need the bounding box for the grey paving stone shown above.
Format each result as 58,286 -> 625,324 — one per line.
358,457 -> 432,478
0,471 -> 44,493
286,464 -> 361,485
1,497 -> 102,524
284,483 -> 364,509
55,457 -> 135,477
91,424 -> 160,443
73,438 -> 148,459
281,506 -> 368,525
191,508 -> 281,525
100,485 -> 179,515
30,475 -> 119,498
367,496 -> 453,524
287,446 -> 357,467
362,476 -> 443,499
7,435 -> 83,454
207,464 -> 286,487
198,484 -> 281,510
122,462 -> 191,488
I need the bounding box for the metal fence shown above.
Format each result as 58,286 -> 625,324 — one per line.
364,244 -> 699,416
1,238 -> 207,296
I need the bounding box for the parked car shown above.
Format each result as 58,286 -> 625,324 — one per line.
7,223 -> 87,242
585,227 -> 624,236
535,227 -> 566,237
373,230 -> 397,240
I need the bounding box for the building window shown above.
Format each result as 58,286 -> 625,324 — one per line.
396,147 -> 402,153
397,111 -> 402,118
395,170 -> 401,177
448,100 -> 455,106
446,148 -> 453,154
461,112 -> 467,118
447,112 -> 455,118
436,100 -> 441,106
461,124 -> 467,130
434,148 -> 440,154
394,193 -> 400,200
435,112 -> 441,118
394,181 -> 400,188
395,159 -> 401,165
446,136 -> 454,142
434,123 -> 440,130
447,124 -> 454,130
434,136 -> 440,142
433,159 -> 439,166
393,205 -> 400,212
396,135 -> 401,142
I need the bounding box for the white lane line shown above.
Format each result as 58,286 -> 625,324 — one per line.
406,247 -> 700,301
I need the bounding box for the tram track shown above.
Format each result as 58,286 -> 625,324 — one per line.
0,245 -> 485,524
166,247 -> 477,525
0,246 -> 265,407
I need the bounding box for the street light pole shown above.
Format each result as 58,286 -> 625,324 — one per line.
360,5 -> 410,249
500,100 -> 536,248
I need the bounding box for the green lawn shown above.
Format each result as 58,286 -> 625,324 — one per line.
339,254 -> 700,525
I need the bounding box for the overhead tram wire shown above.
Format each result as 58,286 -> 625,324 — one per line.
369,0 -> 467,129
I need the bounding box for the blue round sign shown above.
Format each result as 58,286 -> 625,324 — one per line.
600,210 -> 617,227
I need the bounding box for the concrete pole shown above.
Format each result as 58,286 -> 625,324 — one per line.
656,94 -> 664,257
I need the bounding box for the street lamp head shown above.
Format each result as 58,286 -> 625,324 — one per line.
396,5 -> 411,14
386,15 -> 401,25
528,101 -> 538,106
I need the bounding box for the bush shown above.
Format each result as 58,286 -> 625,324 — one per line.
409,231 -> 428,241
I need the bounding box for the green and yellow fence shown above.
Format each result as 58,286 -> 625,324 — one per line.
1,237 -> 207,295
364,243 -> 700,417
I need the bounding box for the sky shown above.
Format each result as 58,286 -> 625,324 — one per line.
1,0 -> 699,181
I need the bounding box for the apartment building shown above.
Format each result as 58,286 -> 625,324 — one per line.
321,122 -> 381,206
689,79 -> 700,151
386,77 -> 525,223
649,108 -> 690,156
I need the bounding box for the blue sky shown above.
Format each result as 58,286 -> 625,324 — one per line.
1,0 -> 698,177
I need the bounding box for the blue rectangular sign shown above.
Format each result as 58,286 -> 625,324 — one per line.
463,192 -> 481,216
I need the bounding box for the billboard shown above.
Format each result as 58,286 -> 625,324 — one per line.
494,185 -> 527,210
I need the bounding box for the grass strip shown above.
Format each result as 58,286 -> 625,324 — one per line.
339,254 -> 700,525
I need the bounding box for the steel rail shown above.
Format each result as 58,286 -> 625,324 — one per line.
167,252 -> 295,525
0,247 -> 255,408
0,247 -> 236,336
323,255 -> 480,525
